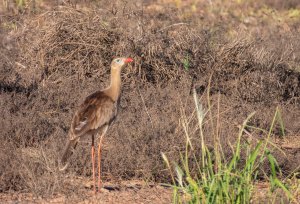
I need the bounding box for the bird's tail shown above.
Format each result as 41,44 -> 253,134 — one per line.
59,139 -> 78,171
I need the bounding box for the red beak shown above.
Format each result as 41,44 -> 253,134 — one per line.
124,58 -> 133,63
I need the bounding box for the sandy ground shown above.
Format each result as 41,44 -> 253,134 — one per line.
1,179 -> 299,203
0,181 -> 172,204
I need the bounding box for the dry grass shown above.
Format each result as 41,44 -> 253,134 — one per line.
0,0 -> 299,198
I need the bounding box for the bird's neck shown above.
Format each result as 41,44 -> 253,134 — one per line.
105,68 -> 122,102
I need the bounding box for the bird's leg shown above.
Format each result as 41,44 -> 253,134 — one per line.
97,135 -> 104,192
91,134 -> 96,194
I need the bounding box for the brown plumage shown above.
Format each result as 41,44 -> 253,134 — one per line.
60,57 -> 133,193
60,92 -> 117,165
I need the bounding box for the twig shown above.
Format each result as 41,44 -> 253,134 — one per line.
158,23 -> 189,32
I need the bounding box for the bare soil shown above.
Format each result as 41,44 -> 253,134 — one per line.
0,180 -> 172,204
0,0 -> 299,202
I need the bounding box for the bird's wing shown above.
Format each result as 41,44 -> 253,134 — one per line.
69,91 -> 117,139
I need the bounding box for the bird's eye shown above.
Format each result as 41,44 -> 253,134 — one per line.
116,59 -> 121,63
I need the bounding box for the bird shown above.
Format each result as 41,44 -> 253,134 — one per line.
59,57 -> 133,193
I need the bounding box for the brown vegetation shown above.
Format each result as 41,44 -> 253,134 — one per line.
0,0 -> 299,199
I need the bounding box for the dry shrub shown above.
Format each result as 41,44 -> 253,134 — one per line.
0,2 -> 299,195
263,0 -> 300,10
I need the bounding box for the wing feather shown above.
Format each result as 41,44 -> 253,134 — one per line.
69,91 -> 117,139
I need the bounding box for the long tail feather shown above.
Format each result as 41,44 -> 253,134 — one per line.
59,139 -> 78,171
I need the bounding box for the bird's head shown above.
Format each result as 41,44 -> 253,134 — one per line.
111,57 -> 133,71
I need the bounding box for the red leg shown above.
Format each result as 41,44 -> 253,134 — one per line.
98,136 -> 104,192
91,135 -> 96,194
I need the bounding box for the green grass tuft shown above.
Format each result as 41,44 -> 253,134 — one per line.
162,89 -> 296,204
